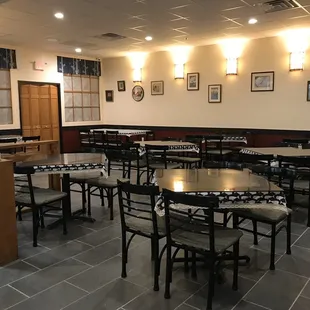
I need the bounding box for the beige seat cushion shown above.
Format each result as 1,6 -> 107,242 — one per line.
149,163 -> 181,169
87,176 -> 129,188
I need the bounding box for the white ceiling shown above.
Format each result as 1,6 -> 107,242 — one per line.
1,0 -> 310,58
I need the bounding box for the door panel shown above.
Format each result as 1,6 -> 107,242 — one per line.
20,83 -> 60,141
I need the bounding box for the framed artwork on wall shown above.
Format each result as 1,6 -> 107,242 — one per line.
151,80 -> 164,95
105,90 -> 114,102
132,85 -> 144,102
307,81 -> 310,101
251,71 -> 274,92
117,80 -> 126,91
208,84 -> 222,103
187,72 -> 199,91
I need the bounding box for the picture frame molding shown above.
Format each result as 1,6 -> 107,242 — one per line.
151,80 -> 164,96
132,85 -> 144,102
251,71 -> 275,92
208,84 -> 222,103
187,72 -> 200,91
105,90 -> 114,102
117,80 -> 126,92
307,81 -> 310,102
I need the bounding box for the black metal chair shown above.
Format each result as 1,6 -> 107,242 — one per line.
14,166 -> 68,247
145,145 -> 181,184
117,181 -> 166,291
0,138 -> 17,154
163,189 -> 242,310
86,148 -> 134,220
205,135 -> 231,162
105,130 -> 120,141
22,136 -> 40,152
79,131 -> 93,151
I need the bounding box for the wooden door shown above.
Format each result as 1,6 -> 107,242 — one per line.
20,83 -> 59,141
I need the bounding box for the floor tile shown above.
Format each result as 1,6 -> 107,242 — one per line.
301,281 -> 310,299
186,273 -> 255,310
64,278 -> 146,310
0,261 -> 38,287
245,270 -> 308,310
74,238 -> 121,266
11,258 -> 89,296
291,296 -> 310,310
9,281 -> 87,310
233,300 -> 269,309
294,229 -> 310,249
68,256 -> 122,292
252,231 -> 298,255
177,304 -> 199,310
276,245 -> 310,278
0,285 -> 27,310
18,243 -> 49,260
77,224 -> 121,246
24,241 -> 91,269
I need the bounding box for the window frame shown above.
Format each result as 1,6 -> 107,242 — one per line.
0,68 -> 12,125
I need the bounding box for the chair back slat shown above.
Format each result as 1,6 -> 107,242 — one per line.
14,166 -> 36,205
145,144 -> 169,169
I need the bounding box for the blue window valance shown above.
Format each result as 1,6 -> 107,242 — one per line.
0,48 -> 17,69
57,56 -> 101,76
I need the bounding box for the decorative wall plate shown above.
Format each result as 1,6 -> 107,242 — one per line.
132,85 -> 144,102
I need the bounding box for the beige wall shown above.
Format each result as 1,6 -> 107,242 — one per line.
1,48 -> 104,130
102,36 -> 310,130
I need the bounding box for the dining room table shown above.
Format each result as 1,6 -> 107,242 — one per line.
15,153 -> 107,227
240,146 -> 310,157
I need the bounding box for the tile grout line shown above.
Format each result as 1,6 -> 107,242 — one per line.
241,300 -> 272,310
276,266 -> 310,280
7,284 -> 30,298
288,278 -> 310,310
182,303 -> 201,310
21,260 -> 41,270
64,280 -> 90,294
233,227 -> 310,310
74,239 -> 95,248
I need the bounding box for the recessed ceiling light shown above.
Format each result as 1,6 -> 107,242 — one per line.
47,38 -> 58,42
248,18 -> 257,25
54,12 -> 64,19
145,36 -> 153,41
75,48 -> 82,53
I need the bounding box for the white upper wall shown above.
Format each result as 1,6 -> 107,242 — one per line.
1,48 -> 104,130
102,36 -> 310,130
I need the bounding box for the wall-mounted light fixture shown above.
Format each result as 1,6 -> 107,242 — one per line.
289,51 -> 305,71
226,57 -> 238,75
174,63 -> 185,79
133,68 -> 142,82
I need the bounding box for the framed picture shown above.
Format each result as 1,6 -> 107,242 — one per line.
117,80 -> 126,92
208,84 -> 222,103
307,81 -> 310,101
187,72 -> 199,91
151,80 -> 164,95
251,71 -> 274,92
105,90 -> 114,102
132,85 -> 144,102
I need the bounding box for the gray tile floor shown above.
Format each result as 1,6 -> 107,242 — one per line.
2,173 -> 310,310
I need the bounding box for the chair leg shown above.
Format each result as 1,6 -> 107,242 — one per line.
270,224 -> 276,270
121,231 -> 127,278
87,185 -> 92,216
223,212 -> 228,227
108,189 -> 114,220
153,238 -> 160,291
207,263 -> 215,310
32,207 -> 39,247
151,238 -> 155,261
17,206 -> 23,221
191,252 -> 197,278
286,214 -> 292,255
62,199 -> 68,235
184,250 -> 189,272
81,183 -> 86,214
100,188 -> 105,207
252,220 -> 258,245
164,245 -> 172,299
232,241 -> 239,291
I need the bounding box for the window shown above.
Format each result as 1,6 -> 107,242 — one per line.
64,74 -> 100,122
0,69 -> 12,124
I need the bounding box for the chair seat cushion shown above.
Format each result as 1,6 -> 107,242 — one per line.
15,188 -> 67,206
171,226 -> 243,254
126,215 -> 166,236
207,150 -> 232,155
70,172 -> 102,182
87,176 -> 129,188
234,207 -> 291,222
149,163 -> 181,169
131,160 -> 147,168
167,156 -> 201,163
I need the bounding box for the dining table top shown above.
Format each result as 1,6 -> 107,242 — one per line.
16,153 -> 106,174
155,168 -> 283,193
241,147 -> 310,157
135,140 -> 196,147
0,139 -> 58,151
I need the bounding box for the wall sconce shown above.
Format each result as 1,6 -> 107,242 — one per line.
226,58 -> 238,75
289,51 -> 305,71
133,68 -> 142,82
174,64 -> 185,79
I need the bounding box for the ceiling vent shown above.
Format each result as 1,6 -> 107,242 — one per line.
262,0 -> 298,13
94,33 -> 126,41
